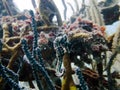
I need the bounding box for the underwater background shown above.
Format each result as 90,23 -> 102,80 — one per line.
0,0 -> 120,90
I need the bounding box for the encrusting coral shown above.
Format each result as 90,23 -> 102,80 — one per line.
1,23 -> 22,70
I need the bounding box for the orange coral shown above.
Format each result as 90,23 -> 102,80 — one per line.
100,26 -> 106,34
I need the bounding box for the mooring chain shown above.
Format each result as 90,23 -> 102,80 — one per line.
76,68 -> 89,90
22,39 -> 56,90
21,10 -> 56,90
0,62 -> 22,90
